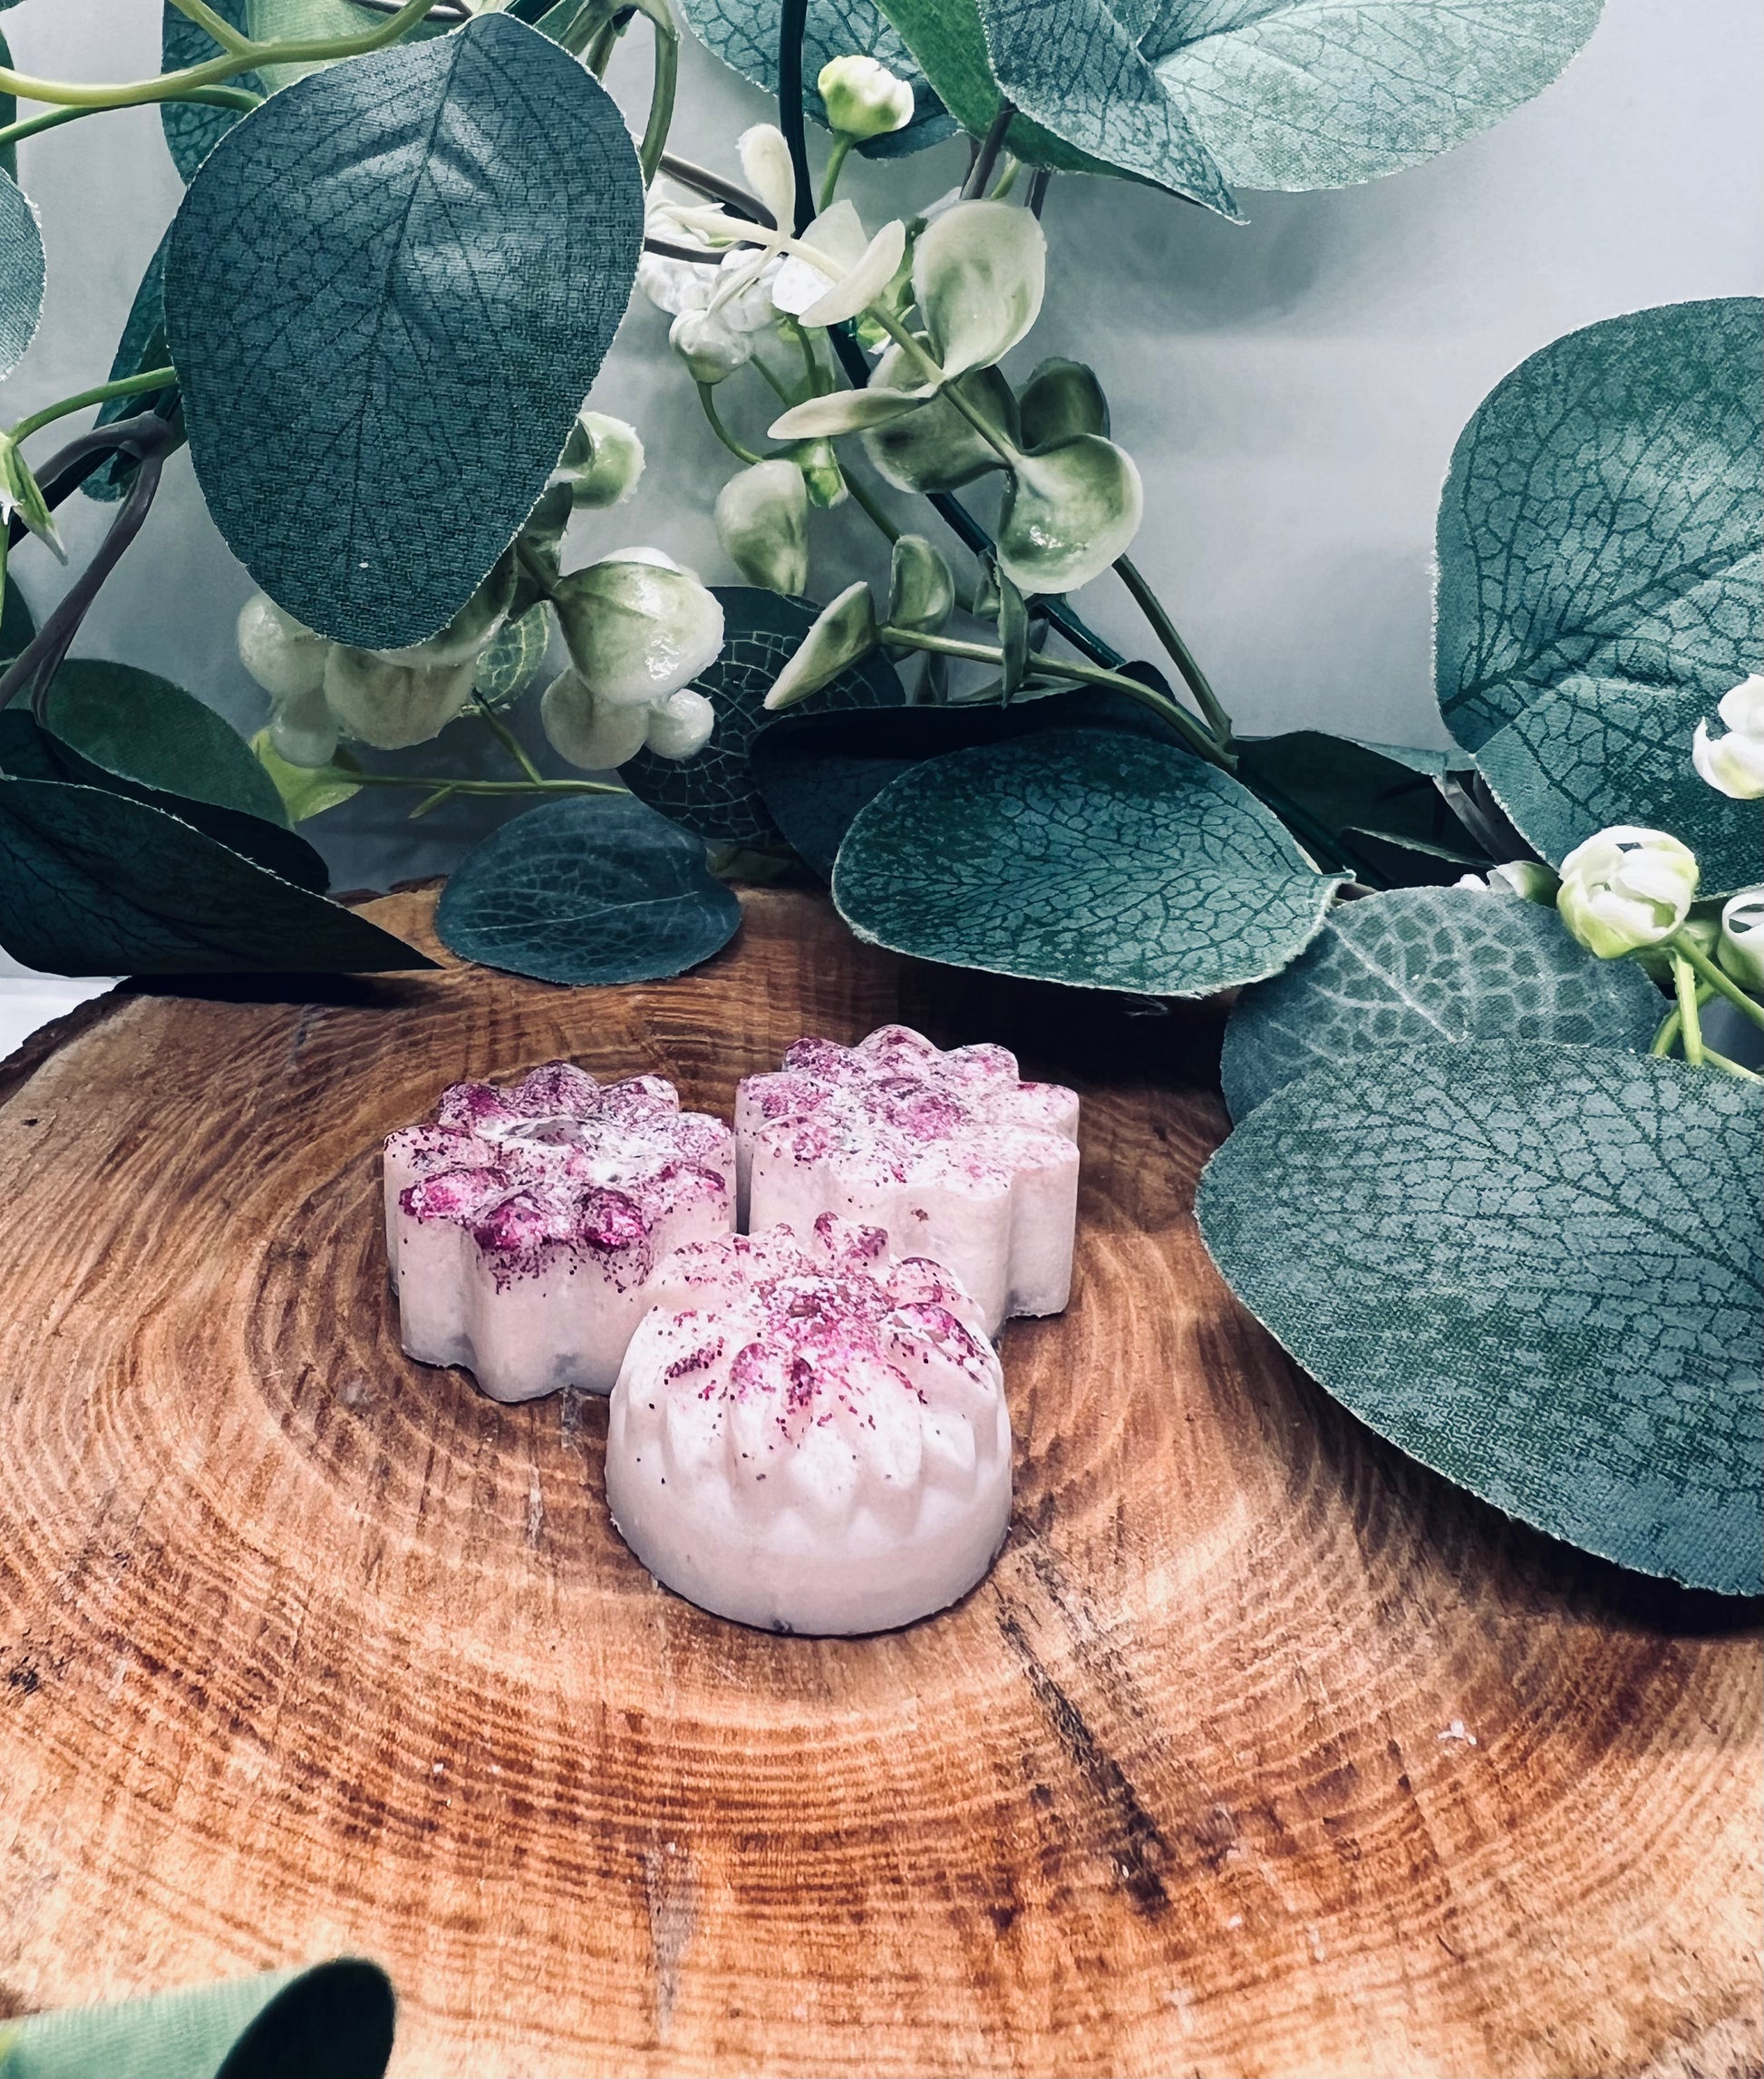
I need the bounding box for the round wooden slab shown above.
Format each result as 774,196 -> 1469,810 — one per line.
0,889 -> 1757,2078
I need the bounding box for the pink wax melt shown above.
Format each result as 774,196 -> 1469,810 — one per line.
735,1025 -> 1080,1334
383,1062 -> 734,1403
606,1214 -> 1011,1634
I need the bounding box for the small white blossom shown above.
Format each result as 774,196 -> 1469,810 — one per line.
817,54 -> 915,141
1691,673 -> 1764,799
1556,826 -> 1700,960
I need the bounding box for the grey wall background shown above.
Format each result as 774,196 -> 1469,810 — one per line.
2,0 -> 1759,892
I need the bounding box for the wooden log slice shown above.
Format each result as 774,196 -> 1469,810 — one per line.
0,887 -> 1757,2078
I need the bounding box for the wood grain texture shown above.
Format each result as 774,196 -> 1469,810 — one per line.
0,886 -> 1758,2079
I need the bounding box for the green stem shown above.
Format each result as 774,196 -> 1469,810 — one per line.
1672,954 -> 1705,1068
1650,981 -> 1714,1059
516,538 -> 561,605
819,134 -> 854,212
1112,553 -> 1231,743
751,354 -> 797,405
878,624 -> 1233,770
473,696 -> 545,784
407,784 -> 458,820
635,2 -> 679,185
988,152 -> 1021,201
166,0 -> 255,55
698,383 -> 767,466
1701,1048 -> 1764,1083
783,316 -> 823,399
344,771 -> 626,797
1674,934 -> 1764,1030
0,86 -> 261,152
9,368 -> 178,448
0,0 -> 443,110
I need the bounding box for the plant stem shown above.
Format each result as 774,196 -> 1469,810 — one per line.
165,0 -> 255,55
819,134 -> 853,212
1672,953 -> 1705,1067
869,309 -> 1020,465
9,368 -> 178,448
345,771 -> 626,796
473,695 -> 545,783
657,152 -> 772,226
777,0 -> 814,235
0,86 -> 261,152
0,0 -> 444,111
1674,933 -> 1764,1029
878,623 -> 1234,770
842,468 -> 900,545
989,153 -> 1021,202
697,383 -> 767,466
1650,981 -> 1714,1059
633,0 -> 679,185
963,102 -> 1015,200
1700,1048 -> 1764,1083
1112,553 -> 1231,743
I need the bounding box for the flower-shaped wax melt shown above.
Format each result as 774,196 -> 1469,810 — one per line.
606,1216 -> 1012,1634
383,1063 -> 733,1403
736,1025 -> 1080,1334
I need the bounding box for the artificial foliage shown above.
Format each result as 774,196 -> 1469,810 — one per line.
0,0 -> 1757,1588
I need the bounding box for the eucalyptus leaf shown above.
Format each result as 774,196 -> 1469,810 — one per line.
0,26 -> 17,186
1197,1042 -> 1762,1595
252,729 -> 362,821
11,689 -> 329,892
83,229 -> 184,503
435,793 -> 741,985
160,0 -> 262,180
165,14 -> 644,650
1221,886 -> 1664,1119
834,727 -> 1343,994
1437,298 -> 1761,893
618,588 -> 906,846
672,0 -> 955,159
0,168 -> 45,381
751,685 -> 1173,876
0,772 -> 429,974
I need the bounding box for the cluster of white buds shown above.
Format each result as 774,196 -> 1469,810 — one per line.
1556,826 -> 1700,960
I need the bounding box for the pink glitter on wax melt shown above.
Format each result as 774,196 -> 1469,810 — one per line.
606,1215 -> 1012,1634
383,1063 -> 734,1403
736,1025 -> 1080,1335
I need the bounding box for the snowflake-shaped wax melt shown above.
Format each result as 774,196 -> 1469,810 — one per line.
606,1215 -> 1012,1634
383,1062 -> 733,1403
736,1025 -> 1080,1334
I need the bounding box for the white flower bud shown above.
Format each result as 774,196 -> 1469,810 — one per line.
1718,889 -> 1764,992
1691,672 -> 1764,799
715,461 -> 809,595
670,307 -> 752,385
645,688 -> 717,760
323,646 -> 476,751
887,534 -> 955,637
554,551 -> 725,709
539,668 -> 650,771
764,581 -> 877,711
267,676 -> 340,770
559,411 -> 645,510
817,53 -> 915,141
1556,826 -> 1701,960
237,593 -> 328,700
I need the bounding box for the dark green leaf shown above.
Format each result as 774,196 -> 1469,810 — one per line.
673,0 -> 955,159
0,772 -> 430,974
1,25 -> 17,186
0,167 -> 44,380
751,684 -> 1174,877
1437,298 -> 1761,894
436,793 -> 741,985
1235,731 -> 1487,883
617,588 -> 906,847
8,697 -> 325,889
43,660 -> 288,822
1197,1042 -> 1762,1595
161,0 -> 263,180
1,572 -> 35,660
83,228 -> 184,503
165,14 -> 644,650
834,726 -> 1343,995
1221,886 -> 1664,1119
